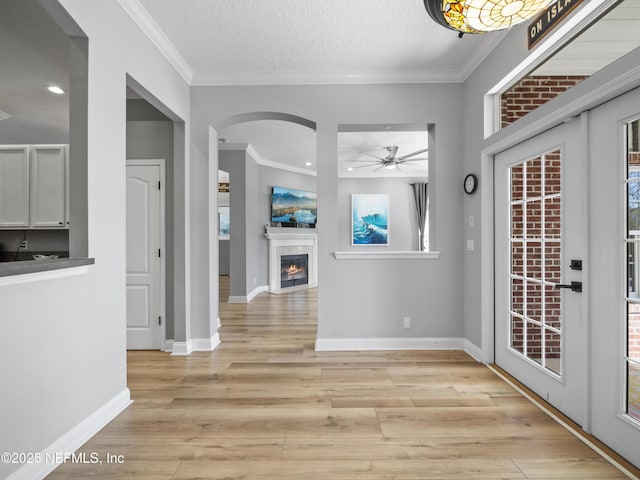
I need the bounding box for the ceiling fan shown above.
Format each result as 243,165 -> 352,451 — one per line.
346,145 -> 428,171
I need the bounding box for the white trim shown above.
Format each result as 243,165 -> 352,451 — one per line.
480,150 -> 496,365
228,285 -> 269,304
170,334 -> 221,355
315,337 -> 464,352
219,142 -> 317,176
0,265 -> 90,287
464,339 -> 484,363
163,339 -> 174,352
191,334 -> 220,352
5,389 -> 131,480
333,251 -> 440,260
116,0 -> 194,84
193,70 -> 465,87
171,340 -> 192,356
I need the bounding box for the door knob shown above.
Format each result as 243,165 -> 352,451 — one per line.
555,281 -> 582,293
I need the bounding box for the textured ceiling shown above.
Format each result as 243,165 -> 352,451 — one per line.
135,0 -> 504,84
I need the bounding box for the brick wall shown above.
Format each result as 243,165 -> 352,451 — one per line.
501,76 -> 588,128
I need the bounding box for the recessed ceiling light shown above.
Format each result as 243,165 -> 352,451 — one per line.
304,162 -> 312,166
47,86 -> 65,95
347,167 -> 354,172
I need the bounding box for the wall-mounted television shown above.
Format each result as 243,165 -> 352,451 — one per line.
271,186 -> 317,227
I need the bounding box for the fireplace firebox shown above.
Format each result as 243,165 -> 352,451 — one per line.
280,254 -> 308,289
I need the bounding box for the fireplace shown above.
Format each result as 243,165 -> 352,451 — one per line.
280,254 -> 308,289
265,227 -> 317,294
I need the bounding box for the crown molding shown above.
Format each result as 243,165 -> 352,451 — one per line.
219,143 -> 316,177
192,68 -> 468,86
116,0 -> 194,84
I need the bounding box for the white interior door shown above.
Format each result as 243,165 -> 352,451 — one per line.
495,118 -> 586,425
126,160 -> 164,350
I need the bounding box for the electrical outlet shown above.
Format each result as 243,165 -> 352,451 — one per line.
20,240 -> 28,249
403,317 -> 411,329
252,278 -> 257,286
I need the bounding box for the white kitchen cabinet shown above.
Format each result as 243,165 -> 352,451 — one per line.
0,144 -> 68,229
0,146 -> 30,228
30,145 -> 68,228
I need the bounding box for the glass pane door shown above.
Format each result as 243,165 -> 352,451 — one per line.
495,118 -> 584,425
509,150 -> 562,375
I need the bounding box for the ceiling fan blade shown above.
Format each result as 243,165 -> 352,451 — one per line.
395,164 -> 402,171
351,163 -> 381,169
374,164 -> 386,172
397,148 -> 428,160
345,159 -> 383,163
363,152 -> 385,161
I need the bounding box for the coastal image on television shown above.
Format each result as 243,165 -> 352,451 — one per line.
271,186 -> 317,227
352,194 -> 389,245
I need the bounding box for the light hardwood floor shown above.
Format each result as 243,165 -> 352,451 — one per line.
48,277 -> 638,479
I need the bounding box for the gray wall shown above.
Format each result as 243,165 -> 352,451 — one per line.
190,83 -> 464,342
0,1 -> 190,477
126,118 -> 175,340
338,178 -> 422,252
219,149 -> 248,297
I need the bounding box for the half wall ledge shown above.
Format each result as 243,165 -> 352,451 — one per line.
0,258 -> 95,286
333,251 -> 440,260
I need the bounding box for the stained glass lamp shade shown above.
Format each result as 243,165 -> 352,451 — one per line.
424,0 -> 555,33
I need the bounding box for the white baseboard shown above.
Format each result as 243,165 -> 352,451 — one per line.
463,339 -> 484,363
5,389 -> 131,480
164,339 -> 175,352
228,285 -> 268,303
315,337 -> 465,351
171,333 -> 220,355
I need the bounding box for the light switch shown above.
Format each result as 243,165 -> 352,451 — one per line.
468,214 -> 475,229
466,239 -> 475,251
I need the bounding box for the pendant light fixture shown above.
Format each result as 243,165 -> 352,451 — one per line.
423,0 -> 554,34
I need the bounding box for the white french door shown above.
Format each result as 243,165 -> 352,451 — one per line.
495,117 -> 586,425
587,86 -> 640,467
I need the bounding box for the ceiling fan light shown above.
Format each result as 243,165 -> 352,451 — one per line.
385,164 -> 396,170
423,0 -> 554,34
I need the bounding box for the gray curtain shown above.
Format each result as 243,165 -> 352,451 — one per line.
411,182 -> 428,251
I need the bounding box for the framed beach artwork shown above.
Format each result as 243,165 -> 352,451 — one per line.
351,194 -> 389,246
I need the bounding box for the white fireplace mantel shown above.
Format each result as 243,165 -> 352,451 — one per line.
265,227 -> 318,293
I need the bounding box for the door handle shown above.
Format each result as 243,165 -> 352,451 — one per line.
555,281 -> 582,293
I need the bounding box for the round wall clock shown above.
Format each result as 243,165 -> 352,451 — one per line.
464,173 -> 478,194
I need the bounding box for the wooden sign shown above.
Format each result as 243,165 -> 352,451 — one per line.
528,0 -> 583,49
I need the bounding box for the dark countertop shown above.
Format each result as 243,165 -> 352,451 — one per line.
0,257 -> 95,277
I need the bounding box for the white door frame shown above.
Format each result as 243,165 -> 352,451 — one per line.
126,158 -> 166,350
